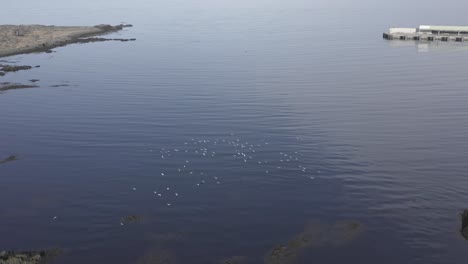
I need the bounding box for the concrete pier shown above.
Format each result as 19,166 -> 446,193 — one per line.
383,32 -> 468,42
383,25 -> 468,42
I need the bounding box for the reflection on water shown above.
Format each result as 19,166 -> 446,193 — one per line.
387,39 -> 468,52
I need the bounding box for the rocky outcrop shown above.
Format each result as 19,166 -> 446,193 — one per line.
0,24 -> 135,58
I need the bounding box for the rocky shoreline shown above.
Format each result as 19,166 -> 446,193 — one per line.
0,24 -> 134,58
0,24 -> 135,94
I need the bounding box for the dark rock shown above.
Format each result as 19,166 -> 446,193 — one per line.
461,210 -> 468,240
0,249 -> 60,264
220,256 -> 246,264
121,215 -> 143,225
74,37 -> 136,44
45,50 -> 53,53
34,65 -> 40,68
29,79 -> 40,83
0,65 -> 32,72
50,84 -> 69,88
0,83 -> 38,92
0,72 -> 4,76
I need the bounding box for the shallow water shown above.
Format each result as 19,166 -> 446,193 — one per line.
1,0 -> 468,263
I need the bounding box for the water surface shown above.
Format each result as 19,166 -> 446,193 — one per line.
1,0 -> 468,263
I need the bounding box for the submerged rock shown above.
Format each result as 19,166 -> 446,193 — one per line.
49,84 -> 69,88
220,256 -> 247,264
0,83 -> 38,92
0,65 -> 32,72
121,215 -> 144,225
0,155 -> 18,164
0,249 -> 60,264
134,248 -> 176,264
461,210 -> 468,240
265,220 -> 363,264
73,37 -> 136,44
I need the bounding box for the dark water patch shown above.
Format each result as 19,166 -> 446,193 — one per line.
29,79 -> 40,83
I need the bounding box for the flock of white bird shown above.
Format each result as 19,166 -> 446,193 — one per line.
131,135 -> 316,210
52,134 -> 318,222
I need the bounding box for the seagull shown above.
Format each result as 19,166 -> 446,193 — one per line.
132,187 -> 137,191
166,187 -> 170,190
167,203 -> 171,206
53,216 -> 57,220
175,193 -> 179,196
161,173 -> 165,176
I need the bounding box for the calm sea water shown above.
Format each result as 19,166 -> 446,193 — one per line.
1,0 -> 468,263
